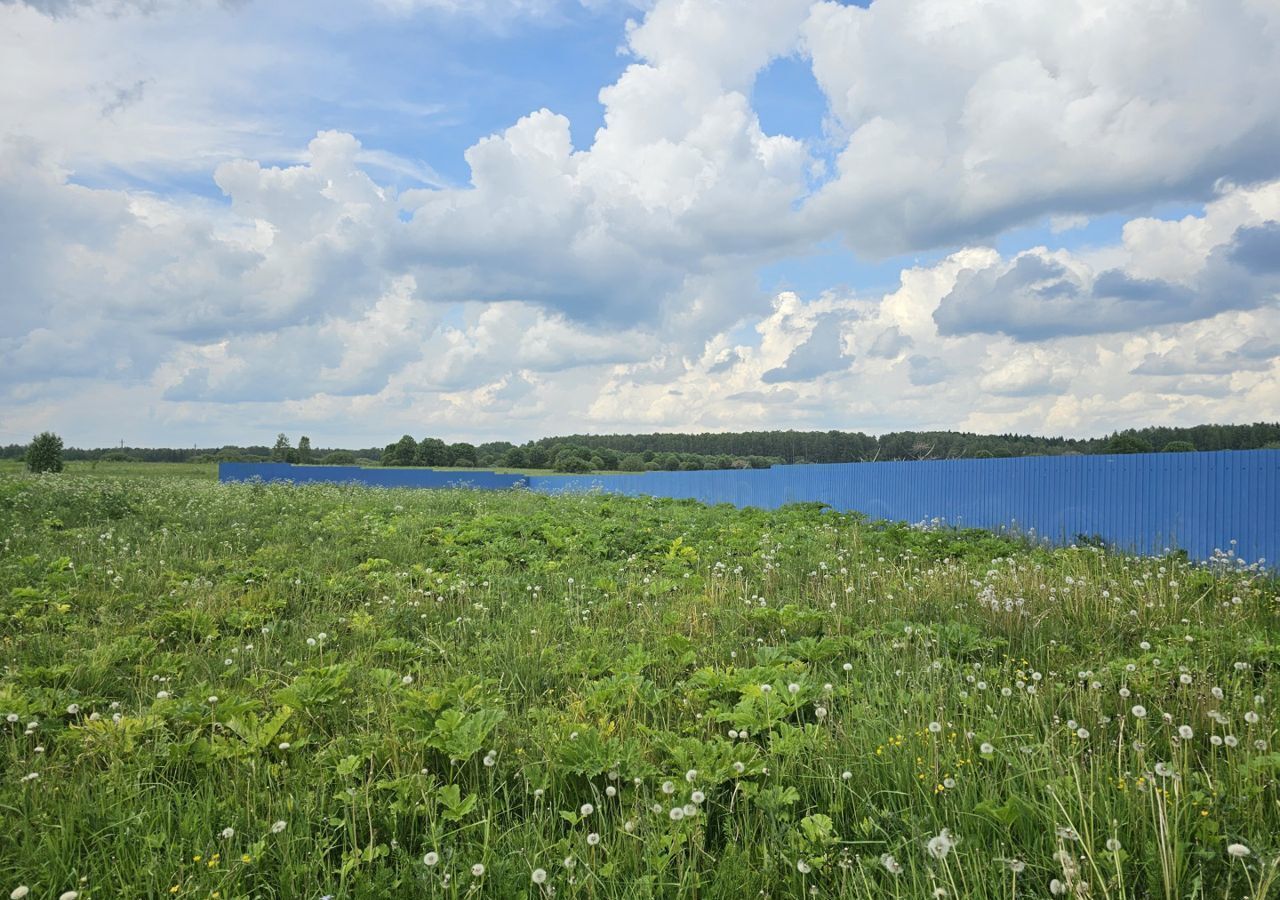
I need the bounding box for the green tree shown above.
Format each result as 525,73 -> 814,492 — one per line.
414,438 -> 450,467
553,449 -> 592,473
1161,441 -> 1196,452
271,433 -> 292,462
449,442 -> 478,467
384,435 -> 418,467
1106,433 -> 1154,454
297,436 -> 312,463
321,450 -> 356,464
618,453 -> 646,472
25,432 -> 64,473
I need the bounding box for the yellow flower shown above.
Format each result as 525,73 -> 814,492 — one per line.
170,887 -> 180,895
241,855 -> 252,864
193,855 -> 202,863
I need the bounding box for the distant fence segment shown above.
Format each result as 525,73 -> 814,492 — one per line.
218,462 -> 529,491
529,450 -> 1278,567
218,451 -> 1279,566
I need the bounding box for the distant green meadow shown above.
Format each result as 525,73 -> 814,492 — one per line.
1,469 -> 1276,898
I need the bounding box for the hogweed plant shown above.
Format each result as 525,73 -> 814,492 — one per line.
0,470 -> 1275,897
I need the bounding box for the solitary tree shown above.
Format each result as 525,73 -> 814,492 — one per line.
271,434 -> 292,462
26,432 -> 64,473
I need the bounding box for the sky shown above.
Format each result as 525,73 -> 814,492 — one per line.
1,0 -> 1278,449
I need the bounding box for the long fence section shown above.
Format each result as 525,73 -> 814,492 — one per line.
219,450 -> 1279,566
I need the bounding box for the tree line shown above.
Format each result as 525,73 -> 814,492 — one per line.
375,422 -> 1280,472
5,422 -> 1278,473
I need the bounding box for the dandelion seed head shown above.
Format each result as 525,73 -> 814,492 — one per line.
926,829 -> 956,860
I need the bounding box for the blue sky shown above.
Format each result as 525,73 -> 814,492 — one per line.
1,0 -> 1278,447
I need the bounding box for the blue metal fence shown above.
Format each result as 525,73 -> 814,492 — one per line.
218,451 -> 1279,566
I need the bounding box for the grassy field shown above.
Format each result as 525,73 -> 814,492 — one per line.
0,471 -> 1277,898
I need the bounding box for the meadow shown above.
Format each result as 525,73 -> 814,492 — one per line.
1,468 -> 1277,898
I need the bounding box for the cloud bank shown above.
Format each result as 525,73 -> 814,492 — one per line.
1,0 -> 1278,446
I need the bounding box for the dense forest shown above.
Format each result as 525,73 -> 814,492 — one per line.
9,422 -> 1276,473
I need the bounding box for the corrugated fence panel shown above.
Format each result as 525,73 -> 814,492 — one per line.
527,450 -> 1278,566
217,453 -> 1278,566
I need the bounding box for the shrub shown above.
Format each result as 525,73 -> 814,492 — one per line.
25,431 -> 64,473
1105,434 -> 1154,454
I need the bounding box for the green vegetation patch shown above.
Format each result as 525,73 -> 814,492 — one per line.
0,472 -> 1276,898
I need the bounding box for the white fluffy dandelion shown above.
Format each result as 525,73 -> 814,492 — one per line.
532,868 -> 547,884
926,829 -> 956,860
471,863 -> 485,877
270,820 -> 287,834
1227,843 -> 1251,859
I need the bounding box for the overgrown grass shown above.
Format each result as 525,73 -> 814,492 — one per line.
0,460 -> 217,480
0,472 -> 1276,898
